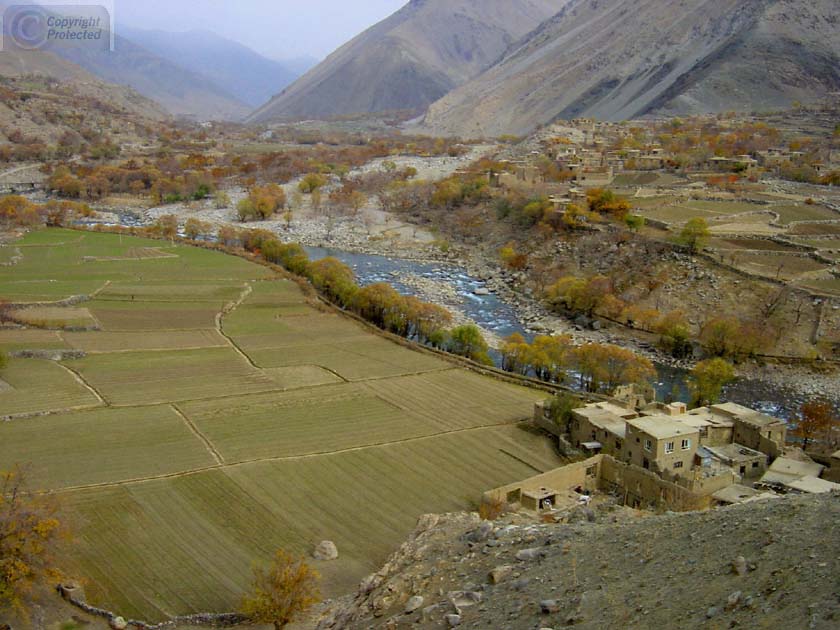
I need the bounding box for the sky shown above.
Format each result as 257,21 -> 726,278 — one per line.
112,0 -> 407,61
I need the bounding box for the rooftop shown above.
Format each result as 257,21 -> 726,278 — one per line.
712,485 -> 779,505
704,443 -> 767,464
710,403 -> 785,428
628,415 -> 699,440
675,407 -> 735,428
785,477 -> 840,494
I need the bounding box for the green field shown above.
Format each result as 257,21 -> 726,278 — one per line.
0,228 -> 557,622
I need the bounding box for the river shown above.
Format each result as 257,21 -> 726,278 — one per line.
306,246 -> 805,419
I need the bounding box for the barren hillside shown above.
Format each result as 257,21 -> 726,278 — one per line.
247,0 -> 563,123
420,0 -> 840,137
320,493 -> 840,629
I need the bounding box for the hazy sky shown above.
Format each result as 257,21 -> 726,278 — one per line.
113,0 -> 407,61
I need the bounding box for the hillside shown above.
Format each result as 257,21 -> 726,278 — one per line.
420,0 -> 840,137
0,49 -> 166,148
53,33 -> 252,121
247,0 -> 561,123
118,27 -> 300,108
320,492 -> 840,629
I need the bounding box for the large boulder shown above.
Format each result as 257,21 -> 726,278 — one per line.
313,540 -> 339,561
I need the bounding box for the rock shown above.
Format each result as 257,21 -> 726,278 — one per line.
446,614 -> 462,627
110,617 -> 128,630
516,548 -> 545,562
733,556 -> 749,577
706,607 -> 720,619
488,565 -> 514,584
474,288 -> 491,296
405,596 -> 425,614
421,604 -> 440,620
540,600 -> 560,614
313,540 -> 339,561
465,521 -> 494,543
512,577 -> 532,591
449,591 -> 482,609
58,581 -> 86,603
726,591 -> 742,611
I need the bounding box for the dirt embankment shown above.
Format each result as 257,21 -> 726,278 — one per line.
319,492 -> 840,629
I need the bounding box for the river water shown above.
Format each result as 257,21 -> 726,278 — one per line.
306,246 -> 804,419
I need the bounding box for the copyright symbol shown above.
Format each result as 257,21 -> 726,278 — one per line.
5,6 -> 49,50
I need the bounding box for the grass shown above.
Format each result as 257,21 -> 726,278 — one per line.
0,405 -> 217,489
0,358 -> 101,416
772,204 -> 840,225
63,424 -> 560,622
0,329 -> 68,353
70,347 -> 283,406
0,228 -> 556,621
63,330 -> 228,353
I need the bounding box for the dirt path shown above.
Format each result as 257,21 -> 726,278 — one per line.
170,403 -> 225,466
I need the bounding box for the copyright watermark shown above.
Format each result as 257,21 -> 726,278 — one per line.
2,2 -> 113,52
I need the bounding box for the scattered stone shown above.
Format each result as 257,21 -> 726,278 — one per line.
449,591 -> 482,609
489,565 -> 515,584
733,556 -> 749,577
516,548 -> 545,562
512,577 -> 532,591
706,607 -> 720,619
405,595 -> 425,614
726,591 -> 743,611
465,521 -> 494,543
109,617 -> 127,630
421,604 -> 440,620
313,540 -> 339,561
446,614 -> 462,627
540,600 -> 561,614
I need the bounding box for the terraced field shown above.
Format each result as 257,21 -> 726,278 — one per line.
0,229 -> 557,622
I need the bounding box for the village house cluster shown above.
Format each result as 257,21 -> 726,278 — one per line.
490,394 -> 840,514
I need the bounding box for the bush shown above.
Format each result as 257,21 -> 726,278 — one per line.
240,550 -> 320,630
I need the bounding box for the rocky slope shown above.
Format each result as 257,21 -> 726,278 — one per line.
420,0 -> 840,137
317,492 -> 840,629
247,0 -> 562,123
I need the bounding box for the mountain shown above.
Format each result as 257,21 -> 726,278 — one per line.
247,0 -> 561,124
118,26 -> 300,108
51,33 -> 252,121
419,0 -> 840,137
0,48 -> 167,123
279,55 -> 320,77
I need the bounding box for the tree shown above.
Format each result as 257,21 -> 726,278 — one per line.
0,467 -> 64,613
213,191 -> 231,209
656,310 -> 693,358
155,214 -> 178,239
791,399 -> 837,451
587,189 -> 630,220
240,549 -> 320,630
500,333 -> 531,375
184,218 -> 211,240
688,358 -> 736,408
298,173 -> 328,194
447,324 -> 492,365
625,214 -> 646,232
573,343 -> 655,394
679,217 -> 710,253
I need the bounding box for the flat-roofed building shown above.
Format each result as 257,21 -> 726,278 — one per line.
626,416 -> 699,474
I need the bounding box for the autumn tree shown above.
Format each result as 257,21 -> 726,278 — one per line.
184,218 -> 212,240
154,214 -> 178,239
0,468 -> 64,613
573,343 -> 655,394
688,358 -> 736,407
447,324 -> 492,365
240,550 -> 320,630
679,217 -> 710,253
791,399 -> 838,451
501,333 -> 531,375
587,189 -> 631,220
700,316 -> 770,359
298,173 -> 328,194
547,275 -> 612,317
656,310 -> 693,359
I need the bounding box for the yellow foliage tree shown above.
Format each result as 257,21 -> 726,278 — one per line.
0,468 -> 64,614
241,550 -> 320,630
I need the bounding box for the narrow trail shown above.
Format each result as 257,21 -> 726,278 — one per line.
57,363 -> 108,407
170,403 -> 224,466
51,418 -> 532,495
215,282 -> 258,368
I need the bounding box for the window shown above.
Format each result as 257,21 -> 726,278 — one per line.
665,442 -> 675,454
674,461 -> 684,469
644,439 -> 652,452
681,439 -> 691,450
752,462 -> 760,469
